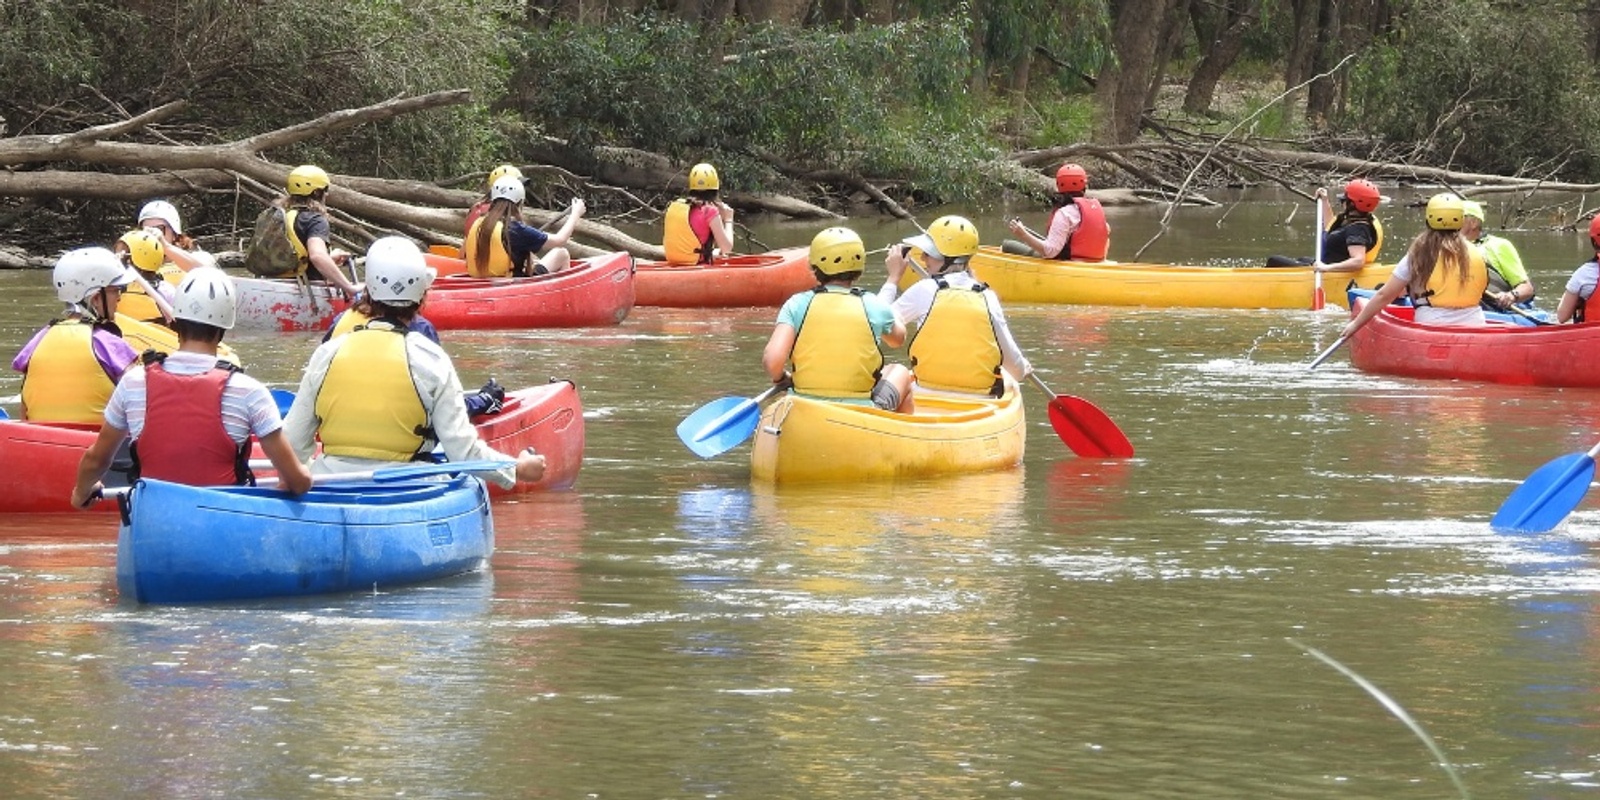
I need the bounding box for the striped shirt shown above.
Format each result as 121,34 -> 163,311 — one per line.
104,350 -> 282,442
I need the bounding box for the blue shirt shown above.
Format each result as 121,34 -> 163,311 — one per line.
776,285 -> 897,340
506,220 -> 550,273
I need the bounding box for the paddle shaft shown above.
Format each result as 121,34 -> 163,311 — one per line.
1508,441 -> 1600,529
130,271 -> 176,324
1483,292 -> 1550,326
1312,202 -> 1325,310
1307,335 -> 1349,370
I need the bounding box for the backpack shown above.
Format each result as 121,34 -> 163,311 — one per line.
243,206 -> 299,277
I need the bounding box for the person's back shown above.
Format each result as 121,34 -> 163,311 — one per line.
765,227 -> 911,411
14,248 -> 139,424
663,163 -> 734,265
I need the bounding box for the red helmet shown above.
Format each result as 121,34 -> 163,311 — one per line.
1339,178 -> 1382,213
1589,215 -> 1600,249
1055,163 -> 1088,194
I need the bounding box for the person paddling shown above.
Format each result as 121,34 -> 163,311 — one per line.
1002,163 -> 1111,262
1556,217 -> 1600,324
464,176 -> 586,278
1267,178 -> 1386,270
1339,193 -> 1488,339
662,163 -> 735,265
880,215 -> 1032,405
283,165 -> 363,301
763,227 -> 914,411
284,237 -> 545,489
1460,199 -> 1537,313
12,248 -> 140,424
321,300 -> 506,417
69,267 -> 313,508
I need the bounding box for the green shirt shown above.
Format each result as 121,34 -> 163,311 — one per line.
1475,233 -> 1529,286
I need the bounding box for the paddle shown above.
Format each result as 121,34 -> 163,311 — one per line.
1491,441 -> 1600,533
1312,202 -> 1326,311
1027,373 -> 1135,458
0,406 -> 8,420
130,270 -> 177,325
271,388 -> 297,417
1482,293 -> 1552,327
1307,335 -> 1350,370
98,459 -> 511,500
677,384 -> 785,459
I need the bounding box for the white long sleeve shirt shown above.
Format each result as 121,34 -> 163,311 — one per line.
878,270 -> 1032,381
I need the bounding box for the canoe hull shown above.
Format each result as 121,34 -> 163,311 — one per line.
233,278 -> 348,332
634,247 -> 812,307
1347,297 -> 1600,387
424,252 -> 636,329
0,383 -> 580,513
472,381 -> 586,493
967,246 -> 1391,309
116,476 -> 493,604
750,387 -> 1026,483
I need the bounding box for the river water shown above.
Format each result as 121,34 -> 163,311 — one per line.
4,191 -> 1600,798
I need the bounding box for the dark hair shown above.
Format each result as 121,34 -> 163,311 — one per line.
688,188 -> 718,203
370,298 -> 420,322
173,319 -> 225,345
811,267 -> 863,284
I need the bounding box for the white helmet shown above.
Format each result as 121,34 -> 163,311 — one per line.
365,237 -> 435,305
54,247 -> 137,305
172,267 -> 237,330
490,175 -> 525,205
136,199 -> 182,235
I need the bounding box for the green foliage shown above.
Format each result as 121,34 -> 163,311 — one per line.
512,13 -> 999,202
1021,96 -> 1096,149
1348,0 -> 1600,177
0,0 -> 518,178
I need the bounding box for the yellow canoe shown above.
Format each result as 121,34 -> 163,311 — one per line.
750,385 -> 1025,484
963,246 -> 1393,310
115,313 -> 241,366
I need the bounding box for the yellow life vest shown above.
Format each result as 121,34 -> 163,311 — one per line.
21,319 -> 118,424
663,199 -> 712,265
118,274 -> 167,323
327,307 -> 372,341
464,217 -> 514,278
314,323 -> 430,461
1367,218 -> 1385,264
1416,246 -> 1488,309
157,261 -> 184,286
908,279 -> 1003,395
285,207 -> 311,278
790,288 -> 882,400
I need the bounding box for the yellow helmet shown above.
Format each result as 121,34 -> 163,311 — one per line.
808,227 -> 865,276
688,163 -> 720,191
1425,193 -> 1464,232
118,228 -> 165,272
287,164 -> 330,196
925,215 -> 980,259
487,164 -> 522,191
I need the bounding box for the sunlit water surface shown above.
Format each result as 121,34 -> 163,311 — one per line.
3,193 -> 1600,798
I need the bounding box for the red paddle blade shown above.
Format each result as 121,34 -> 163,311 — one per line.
1047,396 -> 1135,458
1312,280 -> 1326,311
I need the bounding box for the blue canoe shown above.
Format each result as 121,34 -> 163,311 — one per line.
116,476 -> 494,604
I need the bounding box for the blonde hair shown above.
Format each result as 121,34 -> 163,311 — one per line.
1405,229 -> 1472,296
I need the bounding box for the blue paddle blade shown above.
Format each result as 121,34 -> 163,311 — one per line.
0,406 -> 8,419
271,389 -> 297,417
1491,452 -> 1598,533
676,396 -> 761,459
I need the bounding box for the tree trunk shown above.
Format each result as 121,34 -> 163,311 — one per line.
1095,0 -> 1181,143
1304,0 -> 1341,127
1182,0 -> 1258,115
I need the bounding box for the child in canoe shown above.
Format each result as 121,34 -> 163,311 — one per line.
663,162 -> 735,265
12,248 -> 140,424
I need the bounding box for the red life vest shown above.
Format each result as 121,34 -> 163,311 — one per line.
132,356 -> 253,486
1066,197 -> 1110,261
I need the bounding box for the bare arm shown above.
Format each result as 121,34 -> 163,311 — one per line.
256,429 -> 312,495
710,200 -> 735,254
306,237 -> 361,298
70,424 -> 129,509
542,199 -> 587,248
1339,276 -> 1409,340
763,324 -> 797,382
1558,291 -> 1581,324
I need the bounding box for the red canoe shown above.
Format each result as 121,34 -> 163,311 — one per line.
1347,296 -> 1600,387
0,382 -> 585,512
424,251 -> 635,329
634,247 -> 812,308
